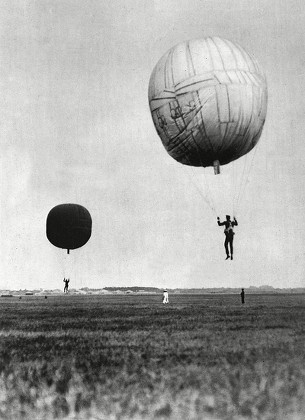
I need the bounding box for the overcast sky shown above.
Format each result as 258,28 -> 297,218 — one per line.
0,0 -> 304,290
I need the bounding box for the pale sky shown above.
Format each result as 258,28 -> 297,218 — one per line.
0,0 -> 304,290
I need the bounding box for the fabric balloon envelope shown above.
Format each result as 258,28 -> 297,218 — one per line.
148,37 -> 268,170
46,204 -> 92,253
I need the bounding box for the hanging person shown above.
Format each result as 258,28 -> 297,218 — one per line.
217,215 -> 238,260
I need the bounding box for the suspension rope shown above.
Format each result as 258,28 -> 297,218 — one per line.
182,129 -> 218,217
234,141 -> 261,215
202,168 -> 218,216
232,159 -> 237,216
240,145 -> 261,218
185,167 -> 217,216
233,154 -> 248,213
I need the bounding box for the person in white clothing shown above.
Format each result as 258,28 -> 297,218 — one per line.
163,289 -> 169,304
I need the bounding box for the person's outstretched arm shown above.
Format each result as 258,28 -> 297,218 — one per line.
233,217 -> 238,226
217,217 -> 225,226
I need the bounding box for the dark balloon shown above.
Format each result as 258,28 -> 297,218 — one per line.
46,204 -> 92,253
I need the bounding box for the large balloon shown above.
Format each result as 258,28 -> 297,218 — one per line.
148,37 -> 267,172
46,204 -> 92,253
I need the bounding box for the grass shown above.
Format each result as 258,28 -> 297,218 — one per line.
0,293 -> 305,419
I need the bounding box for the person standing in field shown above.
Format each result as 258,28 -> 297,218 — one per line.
63,278 -> 70,294
240,288 -> 245,304
163,289 -> 169,304
217,215 -> 238,260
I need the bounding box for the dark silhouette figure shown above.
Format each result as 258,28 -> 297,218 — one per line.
63,278 -> 70,293
217,215 -> 238,260
240,288 -> 245,304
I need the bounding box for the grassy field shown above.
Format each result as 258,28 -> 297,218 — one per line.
0,293 -> 305,419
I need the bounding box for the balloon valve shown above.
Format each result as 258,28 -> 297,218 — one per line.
213,160 -> 220,175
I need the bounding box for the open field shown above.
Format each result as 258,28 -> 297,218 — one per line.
0,293 -> 305,419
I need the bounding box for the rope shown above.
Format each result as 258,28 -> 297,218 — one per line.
234,141 -> 261,215
232,160 -> 237,216
241,143 -> 260,202
233,153 -> 248,214
202,168 -> 218,216
185,167 -> 217,216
